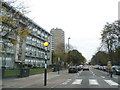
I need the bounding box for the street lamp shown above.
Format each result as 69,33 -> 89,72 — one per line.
57,57 -> 60,74
68,37 -> 70,65
68,37 -> 70,52
43,41 -> 49,86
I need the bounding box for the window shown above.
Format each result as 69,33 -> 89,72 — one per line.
38,30 -> 41,34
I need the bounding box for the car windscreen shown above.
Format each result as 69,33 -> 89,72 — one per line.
116,66 -> 120,70
69,66 -> 76,68
84,65 -> 89,67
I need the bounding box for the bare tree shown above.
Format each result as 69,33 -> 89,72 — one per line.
100,20 -> 120,64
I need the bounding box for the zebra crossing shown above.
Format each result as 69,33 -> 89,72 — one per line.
72,79 -> 82,85
104,80 -> 119,86
89,79 -> 99,86
101,75 -> 118,79
61,78 -> 119,86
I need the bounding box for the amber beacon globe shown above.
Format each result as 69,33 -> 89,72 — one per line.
44,42 -> 49,47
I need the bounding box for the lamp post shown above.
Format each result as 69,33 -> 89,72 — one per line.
68,37 -> 70,65
68,37 -> 70,52
43,41 -> 49,86
58,57 -> 60,74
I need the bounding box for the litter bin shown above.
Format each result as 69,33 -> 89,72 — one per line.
52,67 -> 58,72
19,68 -> 30,77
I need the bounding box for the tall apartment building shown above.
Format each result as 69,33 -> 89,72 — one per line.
0,1 -> 51,68
50,28 -> 65,54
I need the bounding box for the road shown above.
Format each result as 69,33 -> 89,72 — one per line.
53,69 -> 119,88
2,68 -> 120,89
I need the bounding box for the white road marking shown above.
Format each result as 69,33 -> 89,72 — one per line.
72,79 -> 82,85
90,71 -> 96,76
104,80 -> 119,86
79,70 -> 83,74
101,76 -> 105,78
62,79 -> 71,85
76,70 -> 83,76
89,79 -> 99,86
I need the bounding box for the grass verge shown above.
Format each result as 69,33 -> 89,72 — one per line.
3,68 -> 52,77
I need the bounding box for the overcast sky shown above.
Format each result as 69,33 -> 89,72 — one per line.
13,0 -> 119,61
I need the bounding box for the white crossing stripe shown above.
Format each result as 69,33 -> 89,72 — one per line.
62,79 -> 71,85
101,76 -> 105,78
72,79 -> 82,85
89,79 -> 99,86
104,80 -> 119,86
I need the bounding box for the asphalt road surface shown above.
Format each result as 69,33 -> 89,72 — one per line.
53,69 -> 120,88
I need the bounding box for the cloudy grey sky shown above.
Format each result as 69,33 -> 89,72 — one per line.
12,0 -> 119,61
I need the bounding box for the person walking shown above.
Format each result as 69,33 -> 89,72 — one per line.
107,61 -> 113,78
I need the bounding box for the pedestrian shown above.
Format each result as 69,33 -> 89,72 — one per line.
109,66 -> 113,78
107,61 -> 113,78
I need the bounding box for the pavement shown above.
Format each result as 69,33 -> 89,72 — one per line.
2,70 -> 66,88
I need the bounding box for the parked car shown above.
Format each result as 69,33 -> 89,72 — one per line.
68,66 -> 78,73
112,66 -> 120,75
102,66 -> 107,71
77,65 -> 83,71
93,65 -> 100,69
98,66 -> 103,70
83,65 -> 89,71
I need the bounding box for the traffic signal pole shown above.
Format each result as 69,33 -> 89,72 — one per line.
44,59 -> 47,86
43,42 -> 49,86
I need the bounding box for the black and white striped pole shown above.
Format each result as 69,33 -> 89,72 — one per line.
43,41 -> 49,86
